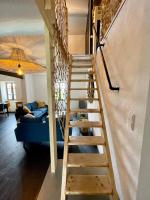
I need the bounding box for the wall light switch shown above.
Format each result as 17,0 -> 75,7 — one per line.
131,114 -> 136,131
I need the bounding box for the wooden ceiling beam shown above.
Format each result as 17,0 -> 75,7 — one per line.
0,70 -> 23,79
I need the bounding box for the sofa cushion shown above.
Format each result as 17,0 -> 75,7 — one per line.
32,110 -> 43,118
24,113 -> 35,118
20,116 -> 42,123
36,107 -> 47,114
26,103 -> 32,111
31,101 -> 38,111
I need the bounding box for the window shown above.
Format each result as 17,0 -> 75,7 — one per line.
55,82 -> 66,101
6,82 -> 16,100
55,82 -> 67,114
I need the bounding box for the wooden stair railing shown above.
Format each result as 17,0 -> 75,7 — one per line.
61,54 -> 118,200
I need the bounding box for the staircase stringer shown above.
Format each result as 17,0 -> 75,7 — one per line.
93,60 -> 118,200
60,56 -> 72,200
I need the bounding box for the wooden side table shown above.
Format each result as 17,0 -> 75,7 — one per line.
79,118 -> 89,136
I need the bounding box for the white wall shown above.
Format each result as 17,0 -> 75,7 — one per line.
136,81 -> 150,200
32,72 -> 48,103
0,74 -> 26,111
24,72 -> 48,103
0,87 -> 2,102
0,81 -> 7,102
68,35 -> 85,54
24,74 -> 35,102
89,0 -> 150,199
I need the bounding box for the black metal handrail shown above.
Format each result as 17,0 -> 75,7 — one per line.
92,23 -> 120,91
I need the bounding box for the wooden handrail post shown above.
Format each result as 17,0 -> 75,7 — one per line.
45,25 -> 57,173
36,0 -> 69,173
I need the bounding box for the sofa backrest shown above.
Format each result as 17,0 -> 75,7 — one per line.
26,101 -> 38,111
15,117 -> 65,142
20,116 -> 42,123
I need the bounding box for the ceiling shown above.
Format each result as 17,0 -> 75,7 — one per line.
0,0 -> 88,67
0,0 -> 44,36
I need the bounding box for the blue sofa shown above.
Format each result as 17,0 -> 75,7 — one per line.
15,117 -> 65,143
25,101 -> 48,118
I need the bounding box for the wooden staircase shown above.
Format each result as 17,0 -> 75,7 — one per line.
61,54 -> 118,200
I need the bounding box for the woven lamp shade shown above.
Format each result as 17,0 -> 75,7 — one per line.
0,48 -> 46,74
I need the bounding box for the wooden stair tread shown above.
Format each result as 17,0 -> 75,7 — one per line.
71,71 -> 94,74
72,56 -> 93,61
69,108 -> 100,113
67,153 -> 108,167
70,88 -> 98,90
71,79 -> 96,82
69,121 -> 102,128
72,56 -> 92,59
72,54 -> 92,56
66,175 -> 112,195
70,98 -> 99,101
72,63 -> 93,69
68,136 -> 105,145
72,66 -> 92,68
72,61 -> 92,64
72,62 -> 92,65
61,53 -> 118,200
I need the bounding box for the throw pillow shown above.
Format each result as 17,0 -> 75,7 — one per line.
37,101 -> 46,108
23,106 -> 31,114
24,113 -> 35,118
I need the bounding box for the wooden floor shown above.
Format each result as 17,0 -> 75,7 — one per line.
0,114 -> 100,200
0,114 -> 50,200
